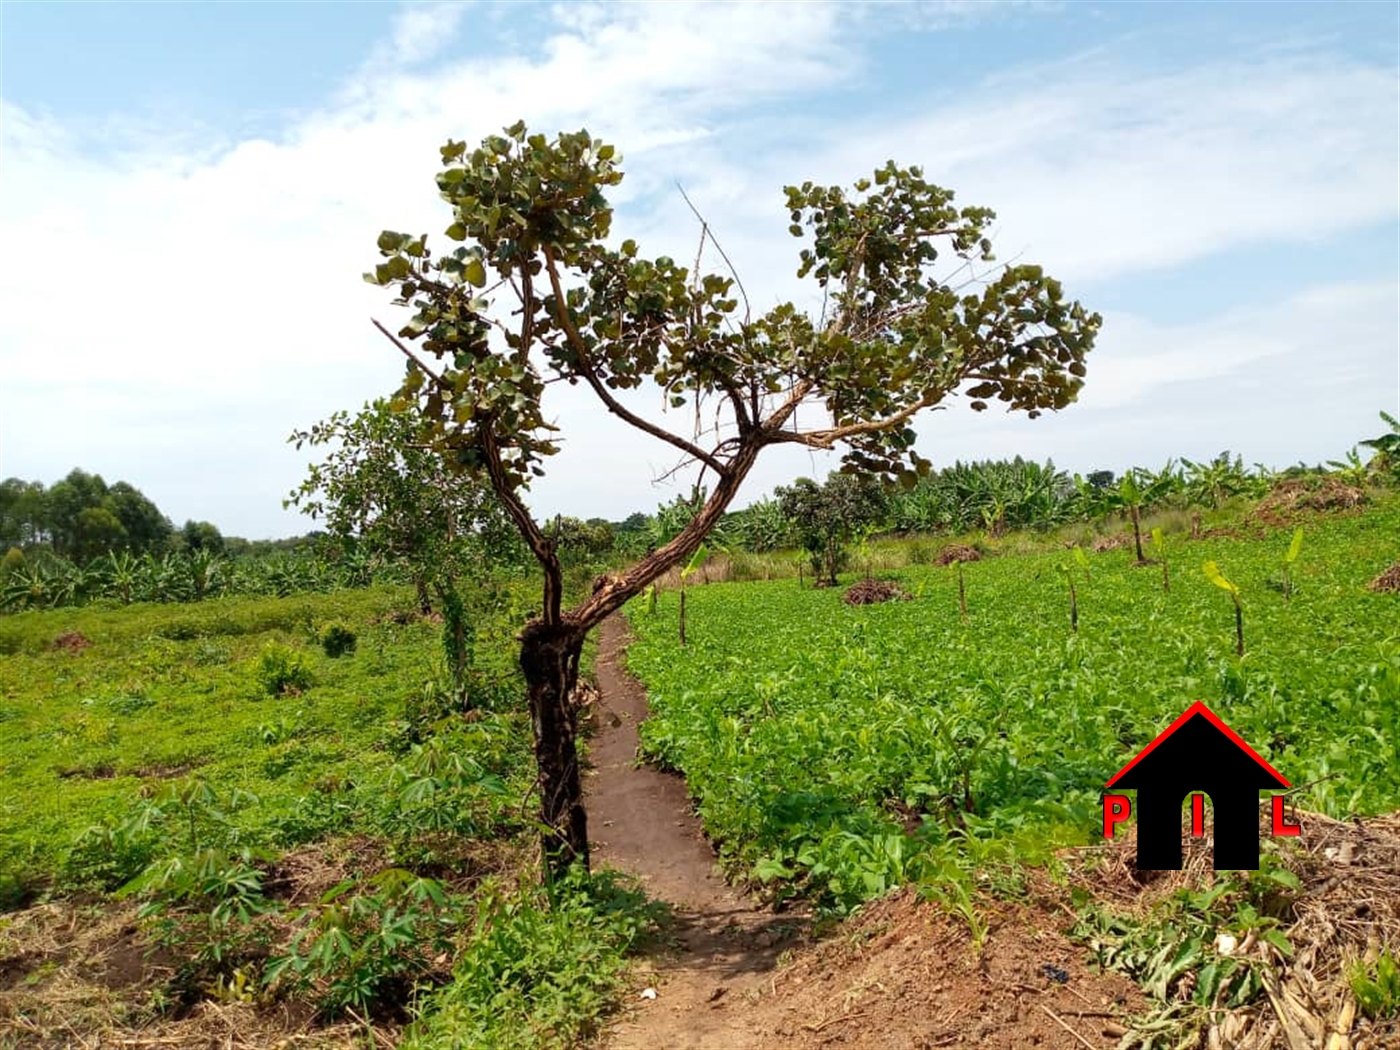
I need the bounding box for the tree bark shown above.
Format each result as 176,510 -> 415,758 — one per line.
518,619 -> 588,883
1130,505 -> 1145,562
414,574 -> 432,615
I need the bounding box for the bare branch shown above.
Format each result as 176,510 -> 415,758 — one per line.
371,319 -> 449,390
479,425 -> 562,624
677,181 -> 752,326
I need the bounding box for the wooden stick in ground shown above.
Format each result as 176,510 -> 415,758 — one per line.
1038,1004 -> 1099,1050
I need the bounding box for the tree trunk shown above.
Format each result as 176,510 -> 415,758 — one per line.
414,574 -> 432,615
518,620 -> 588,883
1130,505 -> 1145,562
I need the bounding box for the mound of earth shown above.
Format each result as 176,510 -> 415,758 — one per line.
936,544 -> 982,566
1090,534 -> 1133,553
49,630 -> 92,653
843,579 -> 910,605
611,886 -> 1147,1050
1367,561 -> 1400,593
1254,476 -> 1367,526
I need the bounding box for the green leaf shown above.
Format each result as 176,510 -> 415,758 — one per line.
445,222 -> 467,241
1202,560 -> 1238,596
1285,526 -> 1304,565
464,259 -> 486,288
680,545 -> 709,581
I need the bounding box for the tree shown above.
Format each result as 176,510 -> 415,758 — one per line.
105,482 -> 173,553
74,505 -> 127,563
180,520 -> 225,555
1080,470 -> 1174,562
365,123 -> 1100,881
45,469 -> 109,557
776,472 -> 887,585
288,398 -> 522,694
0,479 -> 48,549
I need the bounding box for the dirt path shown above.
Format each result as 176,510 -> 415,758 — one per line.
587,616 -> 806,1049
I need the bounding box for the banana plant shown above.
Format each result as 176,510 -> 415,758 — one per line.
678,544 -> 708,646
1073,545 -> 1091,581
1280,526 -> 1304,601
1150,527 -> 1169,592
1203,560 -> 1244,657
102,550 -> 141,605
1326,448 -> 1371,487
1359,410 -> 1400,481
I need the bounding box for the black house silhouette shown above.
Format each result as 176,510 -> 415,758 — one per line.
1107,701 -> 1290,870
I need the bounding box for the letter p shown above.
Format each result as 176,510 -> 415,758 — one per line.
1102,794 -> 1132,839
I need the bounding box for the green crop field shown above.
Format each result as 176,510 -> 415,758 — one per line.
0,584 -> 667,1048
624,503 -> 1400,914
0,586 -> 536,901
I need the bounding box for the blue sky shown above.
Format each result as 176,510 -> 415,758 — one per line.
1,1 -> 1396,538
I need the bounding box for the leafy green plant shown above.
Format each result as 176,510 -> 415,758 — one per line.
1202,560 -> 1244,656
119,846 -> 277,1000
319,621 -> 358,658
255,642 -> 313,696
1069,869 -> 1295,1045
265,868 -> 460,1018
677,544 -> 708,646
1057,562 -> 1079,632
1348,949 -> 1400,1020
1150,526 -> 1169,592
404,870 -> 665,1050
1279,526 -> 1303,601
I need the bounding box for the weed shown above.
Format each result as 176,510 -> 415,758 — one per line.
1349,949 -> 1400,1020
255,642 -> 314,696
319,622 -> 358,658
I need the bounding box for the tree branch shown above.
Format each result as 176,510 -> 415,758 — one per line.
371,319 -> 449,391
540,247 -> 730,477
677,182 -> 752,326
479,425 -> 563,624
765,389 -> 947,450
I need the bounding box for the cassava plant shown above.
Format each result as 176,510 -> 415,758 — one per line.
365,122 -> 1099,882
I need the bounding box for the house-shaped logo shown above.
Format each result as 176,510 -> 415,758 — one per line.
1102,701 -> 1300,870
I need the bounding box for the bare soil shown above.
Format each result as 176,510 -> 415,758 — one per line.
589,616 -> 1145,1050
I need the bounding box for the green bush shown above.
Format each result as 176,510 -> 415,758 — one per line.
254,643 -> 313,697
404,870 -> 665,1050
319,622 -> 357,658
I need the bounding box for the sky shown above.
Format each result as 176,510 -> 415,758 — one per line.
1,0 -> 1397,540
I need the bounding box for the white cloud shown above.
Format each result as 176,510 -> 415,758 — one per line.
0,2 -> 1395,537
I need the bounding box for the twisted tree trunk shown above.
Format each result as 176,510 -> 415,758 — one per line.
519,620 -> 588,881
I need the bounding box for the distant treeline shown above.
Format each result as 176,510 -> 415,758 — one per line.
0,469 -> 316,561
3,437 -> 1391,614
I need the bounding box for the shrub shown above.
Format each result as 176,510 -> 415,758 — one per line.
319,622 -> 358,658
255,643 -> 313,697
